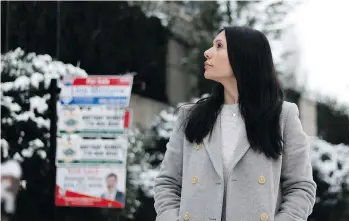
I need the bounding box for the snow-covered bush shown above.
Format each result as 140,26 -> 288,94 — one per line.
309,137 -> 349,221
311,137 -> 349,195
1,48 -> 87,164
0,48 -> 149,220
124,127 -> 154,218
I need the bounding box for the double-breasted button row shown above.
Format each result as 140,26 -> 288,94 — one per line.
183,144 -> 201,220
192,144 -> 200,185
257,174 -> 267,220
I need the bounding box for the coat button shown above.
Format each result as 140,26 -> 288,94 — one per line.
258,176 -> 266,184
184,212 -> 190,220
260,213 -> 268,221
194,144 -> 201,150
192,176 -> 198,184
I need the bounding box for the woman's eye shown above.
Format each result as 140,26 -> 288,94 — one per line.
217,43 -> 222,48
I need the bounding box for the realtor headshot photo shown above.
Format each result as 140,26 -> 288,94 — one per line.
100,173 -> 125,205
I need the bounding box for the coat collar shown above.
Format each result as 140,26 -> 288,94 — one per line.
203,114 -> 251,180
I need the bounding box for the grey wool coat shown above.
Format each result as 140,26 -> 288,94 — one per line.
153,101 -> 317,221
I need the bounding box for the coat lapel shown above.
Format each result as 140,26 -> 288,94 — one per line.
203,115 -> 223,179
202,113 -> 251,180
229,125 -> 250,173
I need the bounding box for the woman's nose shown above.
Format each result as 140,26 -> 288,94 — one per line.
204,49 -> 210,59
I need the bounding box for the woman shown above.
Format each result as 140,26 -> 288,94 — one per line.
154,26 -> 316,221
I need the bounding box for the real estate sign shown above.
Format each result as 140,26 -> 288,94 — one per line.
56,75 -> 132,209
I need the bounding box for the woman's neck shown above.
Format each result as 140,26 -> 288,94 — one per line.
221,78 -> 238,104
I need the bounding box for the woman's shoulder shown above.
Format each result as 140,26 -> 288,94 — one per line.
282,101 -> 299,114
281,101 -> 300,123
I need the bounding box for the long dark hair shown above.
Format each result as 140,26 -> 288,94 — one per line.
184,26 -> 284,160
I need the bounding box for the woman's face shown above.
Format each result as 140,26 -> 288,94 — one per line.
203,31 -> 234,82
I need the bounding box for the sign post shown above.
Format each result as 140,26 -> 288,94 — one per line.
49,79 -> 58,221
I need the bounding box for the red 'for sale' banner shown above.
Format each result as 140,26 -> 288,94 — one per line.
55,185 -> 124,208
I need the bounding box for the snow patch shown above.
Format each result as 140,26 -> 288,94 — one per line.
159,109 -> 178,122
1,139 -> 9,158
37,150 -> 47,159
21,147 -> 34,158
30,96 -> 48,114
139,169 -> 160,197
14,75 -> 30,91
21,180 -> 27,189
15,111 -> 50,129
29,139 -> 45,148
1,82 -> 14,92
1,160 -> 22,178
30,72 -> 45,88
1,96 -> 21,112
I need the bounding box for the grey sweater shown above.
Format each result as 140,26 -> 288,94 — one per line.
220,104 -> 244,221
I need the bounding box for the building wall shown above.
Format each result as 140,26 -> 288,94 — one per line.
165,38 -> 194,106
130,20 -> 194,129
129,93 -> 170,130
130,93 -> 319,140
299,97 -> 318,137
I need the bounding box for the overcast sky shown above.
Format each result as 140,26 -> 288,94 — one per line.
286,0 -> 349,108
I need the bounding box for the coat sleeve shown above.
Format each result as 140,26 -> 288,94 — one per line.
153,107 -> 187,221
275,103 -> 317,221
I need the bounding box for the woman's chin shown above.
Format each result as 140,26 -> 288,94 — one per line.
204,71 -> 211,79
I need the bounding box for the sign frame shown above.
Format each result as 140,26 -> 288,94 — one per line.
60,75 -> 134,107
